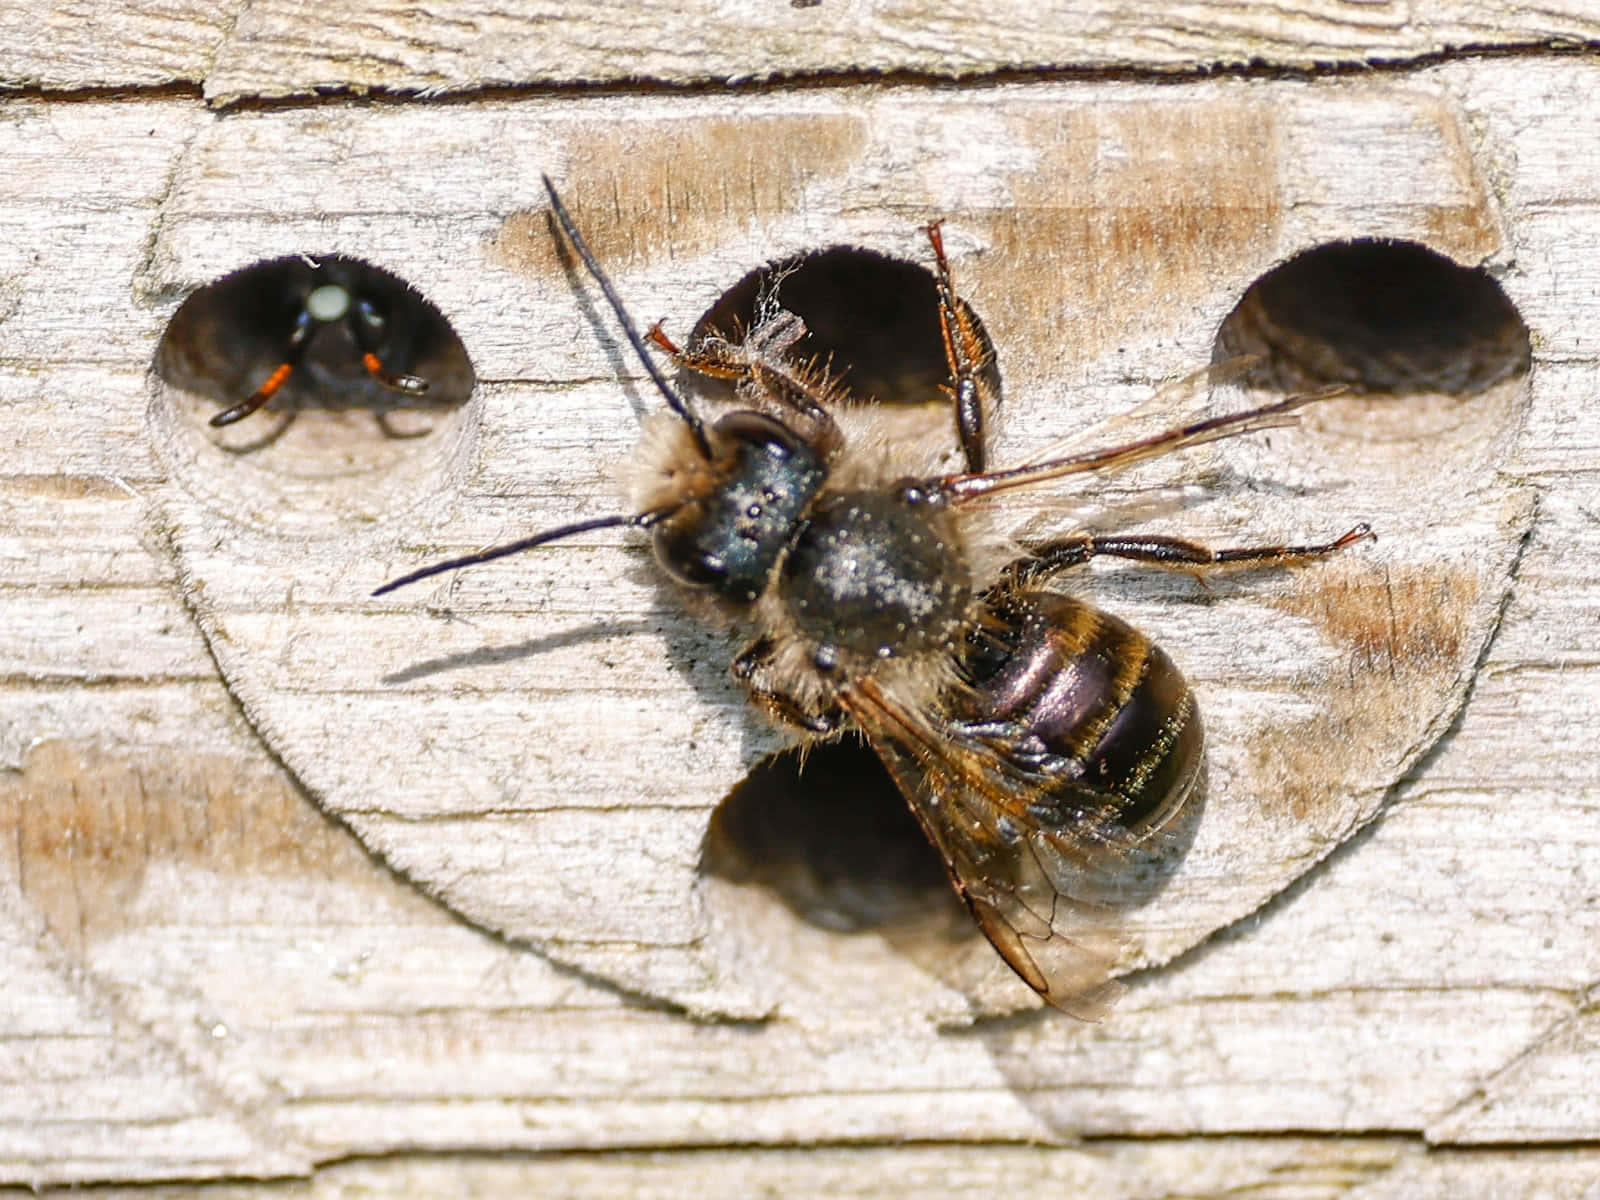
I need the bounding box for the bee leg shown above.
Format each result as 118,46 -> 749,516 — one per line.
924,220 -> 992,474
1017,524 -> 1375,585
748,689 -> 843,735
945,717 -> 1051,768
731,637 -> 842,734
744,314 -> 844,453
350,297 -> 429,396
650,317 -> 844,457
210,308 -> 317,427
1000,537 -> 1096,589
646,322 -> 745,380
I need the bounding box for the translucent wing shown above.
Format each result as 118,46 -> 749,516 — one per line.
984,356 -> 1272,536
1007,356 -> 1264,478
841,679 -> 1182,1018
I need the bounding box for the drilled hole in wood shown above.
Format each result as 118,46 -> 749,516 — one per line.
155,255 -> 475,447
685,245 -> 1001,409
1214,239 -> 1531,397
701,735 -> 969,936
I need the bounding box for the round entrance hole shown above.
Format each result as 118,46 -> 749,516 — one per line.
149,255 -> 477,526
155,255 -> 474,458
1214,239 -> 1530,397
684,245 -> 1002,412
701,735 -> 968,937
698,723 -> 1207,1018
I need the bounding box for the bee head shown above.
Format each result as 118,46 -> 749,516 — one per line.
652,411 -> 827,605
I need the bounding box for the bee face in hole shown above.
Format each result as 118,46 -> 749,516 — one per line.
1215,239 -> 1531,398
155,255 -> 475,433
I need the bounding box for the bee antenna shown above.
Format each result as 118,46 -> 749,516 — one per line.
372,506 -> 677,597
542,176 -> 715,461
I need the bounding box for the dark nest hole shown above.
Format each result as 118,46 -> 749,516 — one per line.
1214,239 -> 1531,397
701,735 -> 969,936
685,245 -> 1002,409
155,255 -> 475,433
701,730 -> 1205,943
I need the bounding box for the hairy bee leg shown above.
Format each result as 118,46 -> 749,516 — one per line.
924,220 -> 991,473
349,300 -> 428,396
210,308 -> 317,427
645,323 -> 746,381
731,637 -> 842,734
747,690 -> 843,735
1014,523 -> 1375,586
648,317 -> 845,457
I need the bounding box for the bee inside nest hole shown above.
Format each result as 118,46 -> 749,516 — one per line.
152,255 -> 476,472
1213,239 -> 1532,447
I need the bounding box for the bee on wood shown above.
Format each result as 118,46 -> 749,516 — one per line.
375,179 -> 1371,1016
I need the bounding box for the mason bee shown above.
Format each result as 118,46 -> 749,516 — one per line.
157,255 -> 447,429
376,179 -> 1371,1016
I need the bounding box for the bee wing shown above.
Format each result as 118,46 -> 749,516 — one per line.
991,356 -> 1269,535
842,682 -> 1145,1019
1018,355 -> 1264,469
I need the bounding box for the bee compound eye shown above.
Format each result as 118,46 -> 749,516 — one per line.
652,512 -> 729,587
711,410 -> 803,455
148,253 -> 477,527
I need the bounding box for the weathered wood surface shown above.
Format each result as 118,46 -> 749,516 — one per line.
3,29 -> 1600,1200
9,1142 -> 1600,1200
4,0 -> 1600,102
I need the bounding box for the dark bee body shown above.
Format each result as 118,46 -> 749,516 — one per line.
843,586 -> 1206,1010
782,486 -> 974,666
376,182 -> 1370,1015
960,590 -> 1201,839
155,255 -> 463,430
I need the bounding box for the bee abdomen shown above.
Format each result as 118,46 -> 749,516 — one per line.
961,592 -> 1202,838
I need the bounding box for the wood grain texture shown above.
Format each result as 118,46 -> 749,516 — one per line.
140,80 -> 1529,1027
2,44 -> 1599,1200
6,1 -> 1600,102
10,1141 -> 1600,1200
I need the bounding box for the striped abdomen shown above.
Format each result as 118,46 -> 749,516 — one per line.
958,590 -> 1203,840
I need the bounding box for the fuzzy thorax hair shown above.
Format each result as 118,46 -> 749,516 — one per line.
627,405 -> 1020,727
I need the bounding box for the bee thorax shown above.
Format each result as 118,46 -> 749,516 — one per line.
781,487 -> 972,661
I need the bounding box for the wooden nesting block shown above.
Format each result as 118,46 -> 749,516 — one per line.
5,54 -> 1600,1190
7,0 -> 1600,100
139,78 -> 1529,1023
